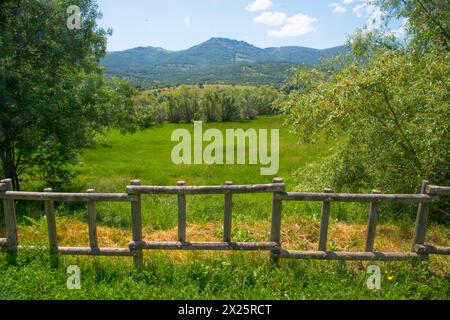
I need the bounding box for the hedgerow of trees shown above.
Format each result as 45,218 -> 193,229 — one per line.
134,85 -> 282,126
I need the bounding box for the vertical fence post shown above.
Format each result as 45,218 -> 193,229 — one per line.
129,180 -> 143,269
223,181 -> 233,243
270,178 -> 284,264
177,181 -> 186,242
44,188 -> 59,267
365,190 -> 382,252
412,180 -> 430,255
318,188 -> 333,251
1,179 -> 18,264
87,189 -> 99,251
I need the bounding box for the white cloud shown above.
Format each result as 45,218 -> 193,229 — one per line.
333,6 -> 347,13
245,0 -> 272,12
342,0 -> 355,4
268,13 -> 317,38
184,16 -> 191,27
329,3 -> 347,13
254,11 -> 287,26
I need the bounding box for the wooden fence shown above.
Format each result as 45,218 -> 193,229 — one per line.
0,178 -> 449,268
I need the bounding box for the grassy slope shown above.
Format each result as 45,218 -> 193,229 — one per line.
1,116 -> 448,300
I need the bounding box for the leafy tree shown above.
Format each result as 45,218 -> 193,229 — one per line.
0,0 -> 136,189
281,0 -> 449,220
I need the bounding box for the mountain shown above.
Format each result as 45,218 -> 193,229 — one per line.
101,38 -> 348,87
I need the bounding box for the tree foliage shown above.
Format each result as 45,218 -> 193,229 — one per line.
281,0 -> 449,214
137,85 -> 281,125
0,0 -> 136,189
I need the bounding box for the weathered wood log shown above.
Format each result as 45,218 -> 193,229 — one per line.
0,191 -> 133,202
275,192 -> 437,203
129,241 -> 280,251
44,188 -> 58,251
87,189 -> 99,250
365,190 -> 382,252
270,178 -> 284,263
57,247 -> 132,257
426,185 -> 450,196
14,245 -> 132,257
177,181 -> 187,242
223,181 -> 233,242
126,183 -> 285,195
414,245 -> 450,255
1,179 -> 18,264
0,183 -> 6,193
44,188 -> 59,267
129,180 -> 144,268
412,181 -> 430,253
318,188 -> 332,251
278,250 -> 423,261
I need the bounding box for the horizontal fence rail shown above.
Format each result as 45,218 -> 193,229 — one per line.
274,192 -> 438,203
126,183 -> 285,195
1,191 -> 134,202
1,178 -> 449,269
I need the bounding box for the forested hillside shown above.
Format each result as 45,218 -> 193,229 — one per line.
101,38 -> 348,87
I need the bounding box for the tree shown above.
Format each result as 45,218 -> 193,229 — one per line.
0,0 -> 136,189
281,0 -> 449,220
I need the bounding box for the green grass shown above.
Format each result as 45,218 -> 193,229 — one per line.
1,116 -> 449,300
1,250 -> 448,300
74,116 -> 332,188
69,116 -> 344,231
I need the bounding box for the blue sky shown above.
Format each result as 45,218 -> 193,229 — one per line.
96,0 -> 399,51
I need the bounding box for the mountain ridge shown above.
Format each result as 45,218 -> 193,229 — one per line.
102,37 -> 348,87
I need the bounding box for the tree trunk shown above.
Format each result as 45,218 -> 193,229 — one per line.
1,145 -> 20,191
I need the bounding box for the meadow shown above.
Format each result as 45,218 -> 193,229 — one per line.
0,116 -> 448,300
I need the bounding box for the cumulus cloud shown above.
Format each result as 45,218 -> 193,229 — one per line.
254,11 -> 287,26
342,0 -> 355,4
329,3 -> 347,14
333,6 -> 347,13
268,13 -> 317,38
245,0 -> 272,12
184,16 -> 191,27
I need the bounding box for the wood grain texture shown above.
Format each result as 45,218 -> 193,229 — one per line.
126,183 -> 285,195
318,188 -> 332,251
414,245 -> 450,255
129,180 -> 144,268
279,250 -> 423,261
223,181 -> 233,242
275,192 -> 437,203
130,241 -> 279,251
177,181 -> 187,242
365,190 -> 382,252
270,178 -> 284,263
44,188 -> 58,253
0,192 -> 133,202
87,189 -> 99,250
1,180 -> 17,247
426,185 -> 450,196
412,181 -> 430,252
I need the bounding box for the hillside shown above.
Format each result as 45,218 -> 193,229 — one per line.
101,38 -> 348,87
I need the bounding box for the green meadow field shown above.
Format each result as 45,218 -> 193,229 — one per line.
0,116 -> 449,300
